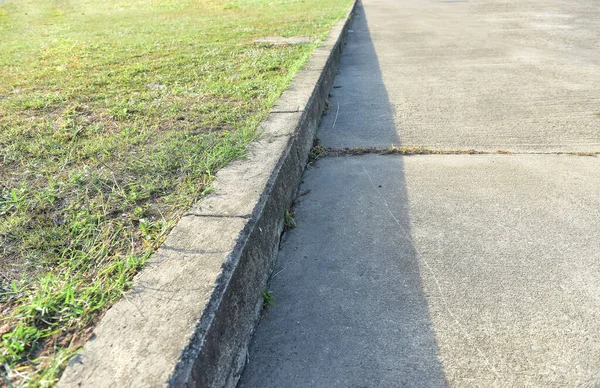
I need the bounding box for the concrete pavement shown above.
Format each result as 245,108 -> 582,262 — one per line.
239,0 -> 600,386
320,0 -> 600,151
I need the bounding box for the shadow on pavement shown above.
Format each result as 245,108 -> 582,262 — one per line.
239,2 -> 448,386
318,1 -> 400,149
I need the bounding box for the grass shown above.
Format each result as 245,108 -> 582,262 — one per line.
284,209 -> 297,230
261,290 -> 275,308
0,0 -> 352,385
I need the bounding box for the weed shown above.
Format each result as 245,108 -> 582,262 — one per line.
284,210 -> 297,230
309,138 -> 328,162
261,290 -> 275,308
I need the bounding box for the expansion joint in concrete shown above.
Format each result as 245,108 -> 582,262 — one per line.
182,212 -> 253,219
271,109 -> 303,114
317,146 -> 600,158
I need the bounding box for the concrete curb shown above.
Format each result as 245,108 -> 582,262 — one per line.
58,2 -> 356,387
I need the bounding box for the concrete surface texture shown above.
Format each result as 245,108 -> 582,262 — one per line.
240,155 -> 600,387
240,0 -> 600,386
319,0 -> 600,151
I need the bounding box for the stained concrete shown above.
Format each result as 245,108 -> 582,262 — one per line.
319,0 -> 600,152
240,0 -> 600,386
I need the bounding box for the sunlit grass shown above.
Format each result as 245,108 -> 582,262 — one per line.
0,0 -> 351,385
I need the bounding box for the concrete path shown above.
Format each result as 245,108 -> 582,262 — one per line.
320,0 -> 600,151
239,0 -> 600,386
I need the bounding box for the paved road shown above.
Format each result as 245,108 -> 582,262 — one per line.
240,0 -> 600,386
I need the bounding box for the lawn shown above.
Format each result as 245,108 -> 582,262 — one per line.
0,0 -> 351,385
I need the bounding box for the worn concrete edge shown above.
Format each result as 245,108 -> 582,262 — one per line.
57,2 -> 357,387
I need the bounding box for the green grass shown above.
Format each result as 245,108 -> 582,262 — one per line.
0,0 -> 351,385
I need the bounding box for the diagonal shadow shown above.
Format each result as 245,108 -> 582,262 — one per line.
239,2 -> 448,386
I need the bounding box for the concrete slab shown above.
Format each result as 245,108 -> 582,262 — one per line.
240,154 -> 600,386
318,0 -> 600,152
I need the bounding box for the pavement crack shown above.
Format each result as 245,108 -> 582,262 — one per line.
271,109 -> 303,114
183,213 -> 252,219
268,133 -> 294,139
321,146 -> 600,157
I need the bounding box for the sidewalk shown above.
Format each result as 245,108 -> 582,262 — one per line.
239,0 -> 600,386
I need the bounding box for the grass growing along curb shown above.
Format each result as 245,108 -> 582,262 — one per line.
283,209 -> 297,230
261,290 -> 275,308
0,0 -> 352,385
